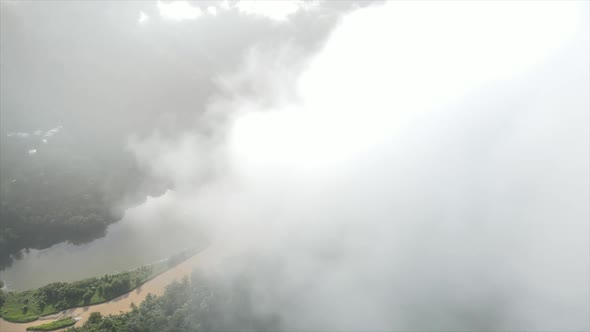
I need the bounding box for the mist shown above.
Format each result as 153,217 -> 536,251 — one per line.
2,1 -> 589,331
128,2 -> 589,331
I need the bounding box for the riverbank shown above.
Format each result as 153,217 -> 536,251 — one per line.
1,247 -> 198,323
0,247 -> 213,332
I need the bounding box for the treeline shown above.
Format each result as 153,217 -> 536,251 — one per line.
0,265 -> 155,323
35,270 -> 141,309
0,131 -> 168,270
67,273 -> 279,332
0,280 -> 6,309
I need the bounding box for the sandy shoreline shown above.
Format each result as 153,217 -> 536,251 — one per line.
0,247 -> 213,332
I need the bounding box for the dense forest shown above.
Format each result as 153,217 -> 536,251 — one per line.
67,273 -> 279,332
0,127 -> 167,270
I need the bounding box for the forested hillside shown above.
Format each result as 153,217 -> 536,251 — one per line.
0,128 -> 166,269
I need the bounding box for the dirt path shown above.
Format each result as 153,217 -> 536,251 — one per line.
0,247 -> 214,332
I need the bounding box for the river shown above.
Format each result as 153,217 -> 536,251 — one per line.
0,194 -> 205,291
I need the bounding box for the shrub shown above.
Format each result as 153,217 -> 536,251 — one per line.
87,312 -> 102,325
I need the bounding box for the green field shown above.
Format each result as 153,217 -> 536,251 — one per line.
26,317 -> 76,331
0,248 -> 197,323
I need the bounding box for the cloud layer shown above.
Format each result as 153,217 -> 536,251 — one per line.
126,1 -> 589,330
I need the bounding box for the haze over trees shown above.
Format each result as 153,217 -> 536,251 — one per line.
68,274 -> 279,332
2,265 -> 150,322
0,0 -> 360,270
1,1 -> 589,331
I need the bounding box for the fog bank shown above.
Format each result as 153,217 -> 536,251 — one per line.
126,2 -> 590,331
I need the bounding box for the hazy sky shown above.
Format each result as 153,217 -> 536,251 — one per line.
0,0 -> 361,137
2,1 -> 589,331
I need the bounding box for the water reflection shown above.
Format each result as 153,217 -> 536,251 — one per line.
0,193 -> 204,291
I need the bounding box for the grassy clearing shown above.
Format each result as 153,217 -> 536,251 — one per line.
0,248 -> 197,323
26,317 -> 76,331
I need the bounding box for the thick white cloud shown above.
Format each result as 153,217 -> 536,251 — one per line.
145,1 -> 319,25
138,10 -> 150,24
231,1 -> 581,170
157,1 -> 202,21
234,0 -> 317,21
130,1 -> 589,330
